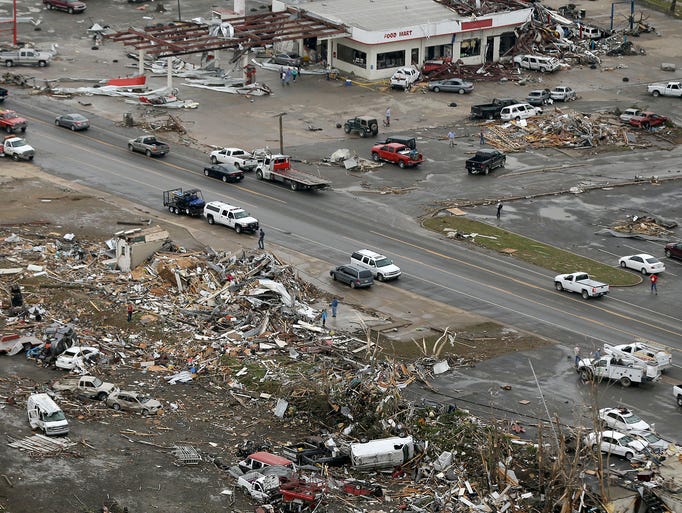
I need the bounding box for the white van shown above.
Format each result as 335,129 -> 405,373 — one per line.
27,393 -> 69,436
350,249 -> 402,281
500,103 -> 543,122
350,436 -> 414,470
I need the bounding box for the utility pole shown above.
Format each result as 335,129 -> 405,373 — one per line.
275,112 -> 286,154
176,0 -> 182,21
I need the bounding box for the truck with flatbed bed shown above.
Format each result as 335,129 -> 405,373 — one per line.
554,272 -> 609,299
647,81 -> 682,98
577,355 -> 660,387
255,153 -> 331,191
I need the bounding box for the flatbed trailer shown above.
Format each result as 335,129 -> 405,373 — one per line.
255,154 -> 331,191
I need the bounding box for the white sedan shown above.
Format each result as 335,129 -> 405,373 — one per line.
585,430 -> 647,460
599,407 -> 651,433
55,346 -> 101,370
618,254 -> 665,275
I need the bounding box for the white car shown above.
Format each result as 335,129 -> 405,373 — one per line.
618,254 -> 665,275
585,430 -> 647,460
389,67 -> 420,90
499,103 -> 543,122
550,86 -> 576,102
619,108 -> 642,123
55,346 -> 101,370
209,148 -> 258,171
599,407 -> 651,433
631,430 -> 672,453
106,390 -> 162,415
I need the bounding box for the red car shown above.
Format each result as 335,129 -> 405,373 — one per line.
371,143 -> 424,168
665,242 -> 682,260
628,112 -> 668,129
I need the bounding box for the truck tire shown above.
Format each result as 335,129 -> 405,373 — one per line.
359,130 -> 366,138
377,274 -> 384,282
343,124 -> 351,134
5,125 -> 11,133
112,403 -> 121,411
350,281 -> 357,289
128,144 -> 134,152
21,127 -> 26,133
555,282 -> 563,291
12,153 -> 19,161
652,90 -> 660,97
38,61 -> 47,67
68,7 -> 74,13
290,181 -> 298,191
210,156 -> 218,164
487,113 -> 494,120
97,392 -> 107,401
581,290 -> 589,299
5,60 -> 14,67
235,225 -> 242,234
484,167 -> 489,175
370,123 -> 378,134
206,215 -> 215,225
665,249 -> 672,258
145,149 -> 152,157
433,86 -> 441,93
642,122 -> 650,129
372,152 -> 380,162
620,376 -> 632,387
47,2 -> 53,8
458,89 -> 465,94
579,368 -> 593,382
142,408 -> 150,415
398,161 -> 405,169
256,170 -> 263,180
677,395 -> 682,407
168,206 -> 174,214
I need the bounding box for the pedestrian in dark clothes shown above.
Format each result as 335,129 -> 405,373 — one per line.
258,228 -> 265,249
330,298 -> 339,317
650,273 -> 658,294
480,129 -> 486,145
496,202 -> 503,220
321,309 -> 328,327
127,302 -> 134,322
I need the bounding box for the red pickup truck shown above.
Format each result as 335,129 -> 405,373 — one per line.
370,143 -> 424,168
0,109 -> 27,134
628,112 -> 668,129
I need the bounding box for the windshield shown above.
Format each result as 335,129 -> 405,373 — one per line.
233,211 -> 250,219
375,257 -> 393,268
638,432 -> 657,443
45,411 -> 66,422
10,139 -> 27,148
625,414 -> 643,424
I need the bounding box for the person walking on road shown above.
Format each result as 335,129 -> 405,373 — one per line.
321,309 -> 328,327
650,273 -> 658,294
330,298 -> 339,317
574,346 -> 581,367
385,107 -> 391,127
496,202 -> 503,220
448,130 -> 455,148
258,228 -> 265,250
480,129 -> 486,145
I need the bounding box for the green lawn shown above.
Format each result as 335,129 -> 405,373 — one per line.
422,216 -> 641,286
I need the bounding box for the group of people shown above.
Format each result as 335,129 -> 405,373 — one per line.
320,298 -> 339,327
280,66 -> 301,86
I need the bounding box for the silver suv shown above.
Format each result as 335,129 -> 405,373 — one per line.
350,249 -> 401,281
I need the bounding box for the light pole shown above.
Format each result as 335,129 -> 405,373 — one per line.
275,112 -> 287,154
176,0 -> 182,21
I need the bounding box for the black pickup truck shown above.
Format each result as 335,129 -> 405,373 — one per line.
470,98 -> 518,120
0,87 -> 8,103
466,149 -> 506,175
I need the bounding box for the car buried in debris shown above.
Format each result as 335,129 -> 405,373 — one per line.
628,112 -> 668,129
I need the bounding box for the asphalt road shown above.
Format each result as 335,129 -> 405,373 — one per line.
13,94 -> 682,356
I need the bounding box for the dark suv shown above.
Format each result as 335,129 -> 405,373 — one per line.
343,116 -> 379,138
330,265 -> 374,288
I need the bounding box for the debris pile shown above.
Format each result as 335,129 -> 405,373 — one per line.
612,215 -> 677,238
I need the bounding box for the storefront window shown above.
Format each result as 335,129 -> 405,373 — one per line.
337,43 -> 367,69
426,45 -> 451,60
499,32 -> 516,56
460,38 -> 481,58
377,50 -> 405,70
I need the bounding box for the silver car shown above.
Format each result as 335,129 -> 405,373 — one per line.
428,78 -> 474,94
106,390 -> 162,415
55,113 -> 90,131
550,86 -> 576,102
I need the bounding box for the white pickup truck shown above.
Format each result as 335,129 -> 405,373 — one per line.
209,147 -> 258,171
647,81 -> 682,98
674,384 -> 682,407
577,355 -> 660,387
0,48 -> 52,67
604,342 -> 672,370
203,201 -> 259,234
554,272 -> 609,299
1,136 -> 35,161
52,375 -> 119,400
389,67 -> 420,90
